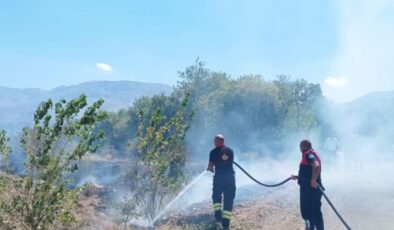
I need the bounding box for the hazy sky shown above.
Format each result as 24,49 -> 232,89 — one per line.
0,0 -> 393,102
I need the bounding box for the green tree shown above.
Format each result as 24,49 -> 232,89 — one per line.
100,94 -> 182,158
101,61 -> 324,162
119,94 -> 193,223
0,95 -> 107,230
273,76 -> 323,133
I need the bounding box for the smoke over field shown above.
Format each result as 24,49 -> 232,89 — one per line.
2,0 -> 394,229
1,64 -> 394,230
143,86 -> 394,229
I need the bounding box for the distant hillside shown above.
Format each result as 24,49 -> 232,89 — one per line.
342,90 -> 394,111
335,90 -> 394,143
0,81 -> 172,133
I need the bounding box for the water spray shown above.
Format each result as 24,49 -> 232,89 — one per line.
152,170 -> 208,224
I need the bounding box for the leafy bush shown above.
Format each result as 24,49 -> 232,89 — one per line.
0,95 -> 107,230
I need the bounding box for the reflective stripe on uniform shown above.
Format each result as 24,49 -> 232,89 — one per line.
213,203 -> 222,211
222,210 -> 232,220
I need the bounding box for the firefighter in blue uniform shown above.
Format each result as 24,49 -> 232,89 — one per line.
293,139 -> 325,230
207,134 -> 236,230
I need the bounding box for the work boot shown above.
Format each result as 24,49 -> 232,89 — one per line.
221,219 -> 230,230
211,220 -> 221,229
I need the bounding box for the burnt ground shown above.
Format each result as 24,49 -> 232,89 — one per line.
154,184 -> 342,230
154,179 -> 394,230
78,163 -> 394,230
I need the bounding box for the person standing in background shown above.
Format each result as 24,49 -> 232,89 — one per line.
324,136 -> 340,166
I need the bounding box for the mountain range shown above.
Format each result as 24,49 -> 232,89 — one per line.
0,81 -> 172,133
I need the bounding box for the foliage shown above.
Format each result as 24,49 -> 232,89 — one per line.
99,94 -> 181,158
0,94 -> 107,230
0,130 -> 12,171
119,93 -> 194,222
174,61 -> 323,154
104,60 -> 323,158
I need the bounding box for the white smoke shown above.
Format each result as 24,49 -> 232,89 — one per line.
323,0 -> 394,102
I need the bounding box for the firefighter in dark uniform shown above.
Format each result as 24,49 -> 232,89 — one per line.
293,139 -> 324,230
207,134 -> 236,230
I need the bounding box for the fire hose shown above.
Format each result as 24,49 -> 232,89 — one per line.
233,161 -> 352,230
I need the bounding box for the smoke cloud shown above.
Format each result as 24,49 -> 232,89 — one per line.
323,0 -> 394,102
